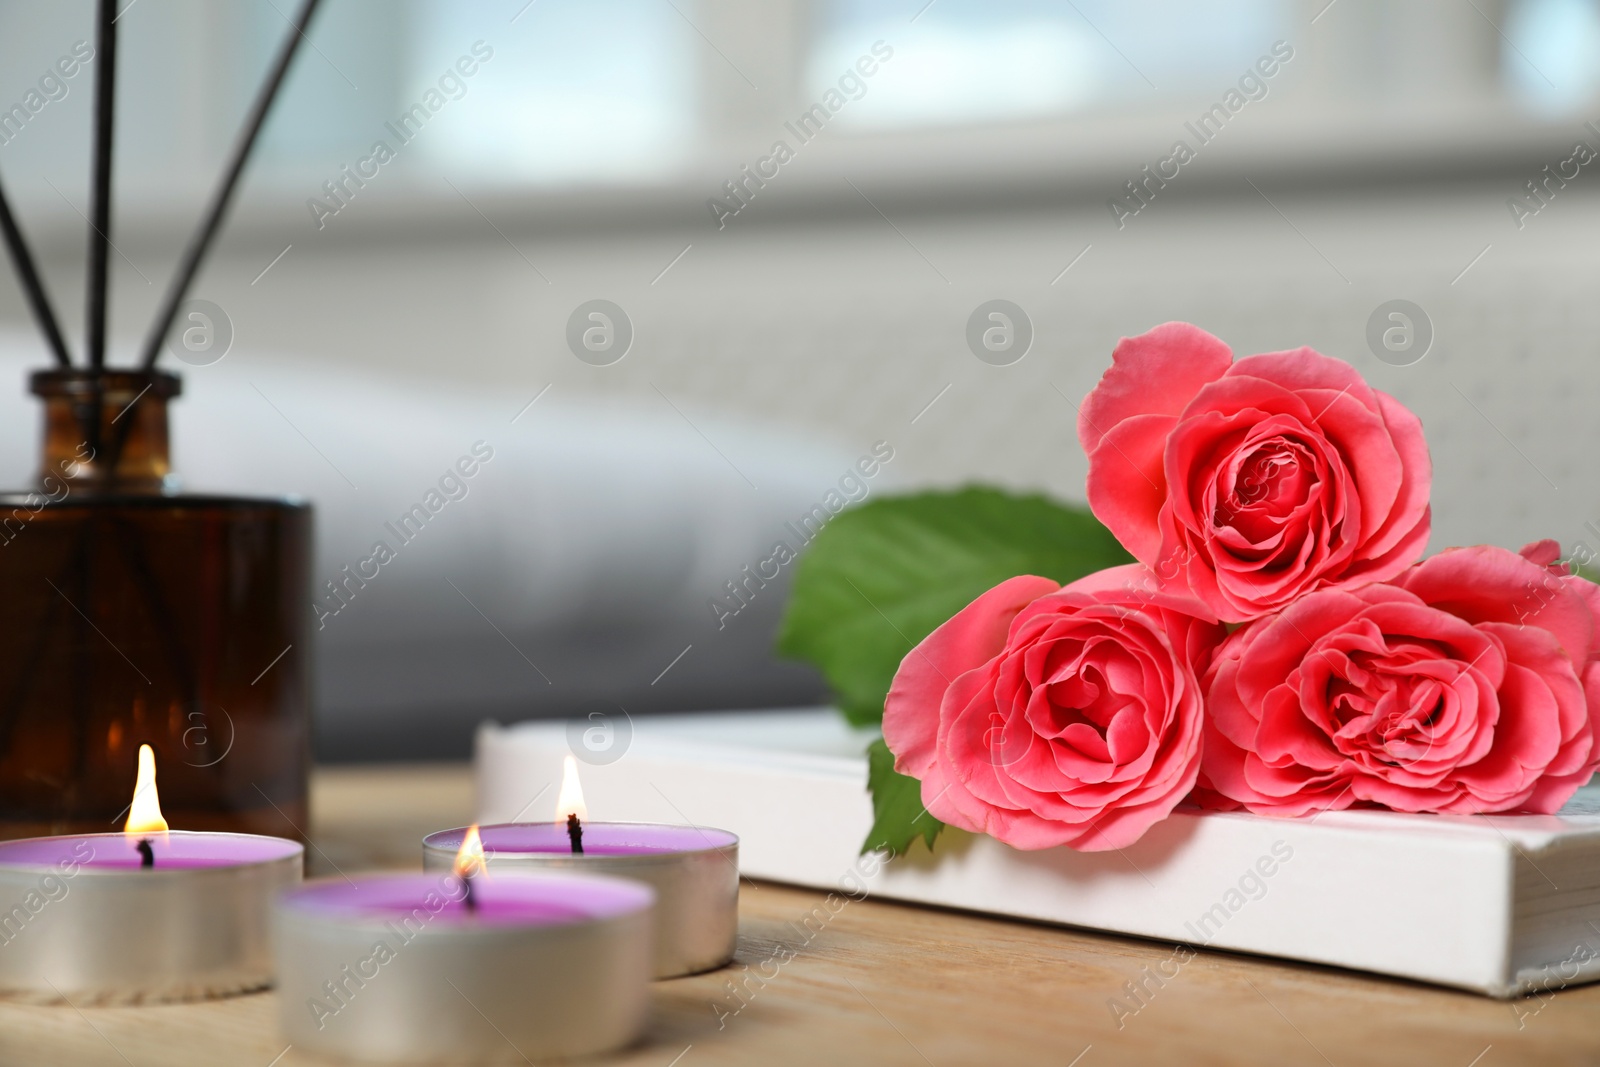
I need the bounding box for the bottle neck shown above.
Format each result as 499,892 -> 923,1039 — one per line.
30,370 -> 182,493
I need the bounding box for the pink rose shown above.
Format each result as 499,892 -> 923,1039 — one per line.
882,567 -> 1224,851
1198,543 -> 1600,816
1078,322 -> 1432,623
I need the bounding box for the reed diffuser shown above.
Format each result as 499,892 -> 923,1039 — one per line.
0,0 -> 320,839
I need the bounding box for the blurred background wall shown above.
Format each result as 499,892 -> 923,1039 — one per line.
0,0 -> 1596,757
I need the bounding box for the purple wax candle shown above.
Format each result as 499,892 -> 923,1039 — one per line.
0,830 -> 303,1003
0,830 -> 302,870
421,821 -> 739,978
275,871 -> 654,1062
282,869 -> 654,925
427,821 -> 737,857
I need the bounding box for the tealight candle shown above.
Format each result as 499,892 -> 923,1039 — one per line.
0,745 -> 302,1003
422,755 -> 738,978
276,829 -> 654,1062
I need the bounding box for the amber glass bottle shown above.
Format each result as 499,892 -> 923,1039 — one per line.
0,370 -> 311,839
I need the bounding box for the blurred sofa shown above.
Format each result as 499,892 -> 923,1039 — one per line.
0,335 -> 857,759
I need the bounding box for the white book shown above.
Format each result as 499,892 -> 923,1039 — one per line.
474,707 -> 1600,999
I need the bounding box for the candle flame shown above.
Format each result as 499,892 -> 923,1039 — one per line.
555,753 -> 587,822
124,744 -> 169,839
453,824 -> 487,880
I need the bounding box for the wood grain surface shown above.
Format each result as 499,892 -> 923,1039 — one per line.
1,764 -> 1596,1067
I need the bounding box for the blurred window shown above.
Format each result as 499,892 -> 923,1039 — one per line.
0,0 -> 1594,207
255,0 -> 698,186
806,0 -> 1291,129
405,0 -> 697,184
1504,0 -> 1600,114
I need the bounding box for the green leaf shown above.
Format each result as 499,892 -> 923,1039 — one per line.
775,486 -> 1133,727
862,738 -> 943,857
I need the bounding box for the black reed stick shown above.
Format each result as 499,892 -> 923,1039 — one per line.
135,0 -> 321,372
86,0 -> 116,372
0,171 -> 72,368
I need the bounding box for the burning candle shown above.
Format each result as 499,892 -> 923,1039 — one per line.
275,828 -> 654,1062
0,744 -> 302,1003
127,741 -> 167,868
423,755 -> 738,978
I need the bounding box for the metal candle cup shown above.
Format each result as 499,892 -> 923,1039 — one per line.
422,822 -> 738,978
274,871 -> 654,1063
0,831 -> 303,1003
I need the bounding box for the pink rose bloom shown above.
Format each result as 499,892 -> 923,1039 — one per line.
1078,322 -> 1431,623
1198,543 -> 1600,816
882,567 -> 1224,851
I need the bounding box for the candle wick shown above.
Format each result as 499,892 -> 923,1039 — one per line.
137,838 -> 154,869
462,873 -> 478,914
567,813 -> 584,854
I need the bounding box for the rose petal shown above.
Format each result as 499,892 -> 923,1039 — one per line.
884,574 -> 1060,781
1078,322 -> 1233,456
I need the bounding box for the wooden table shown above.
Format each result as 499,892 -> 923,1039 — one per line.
4,765 -> 1598,1067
